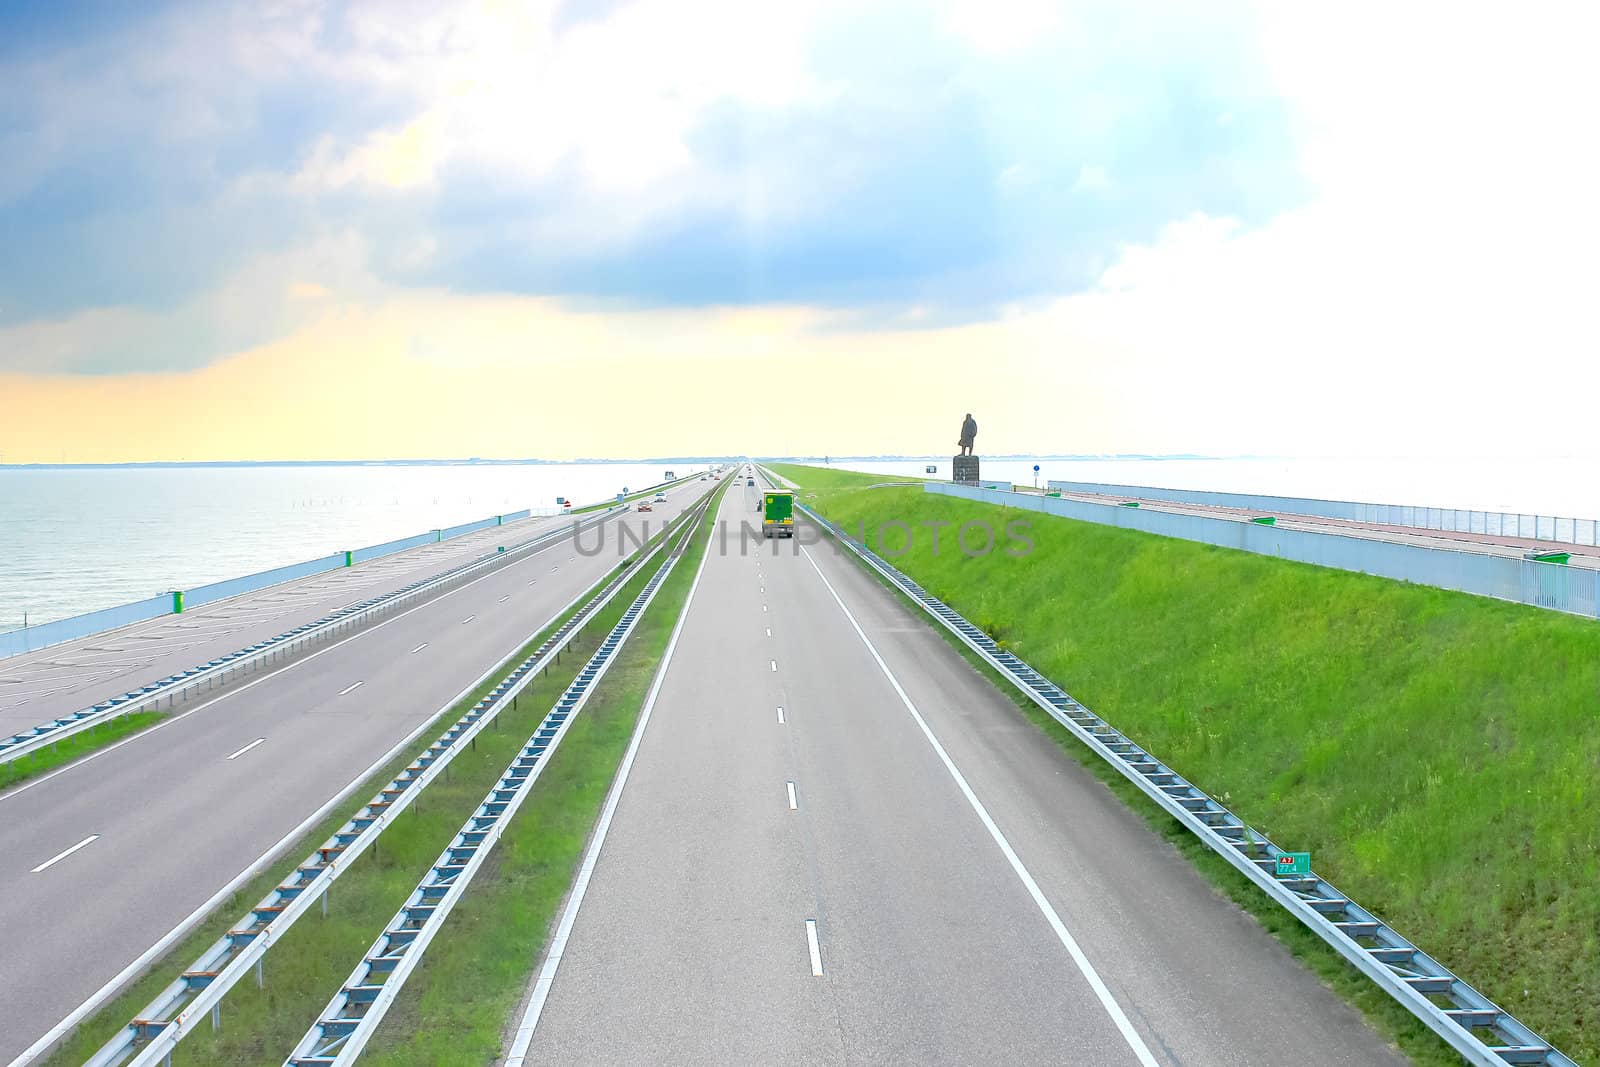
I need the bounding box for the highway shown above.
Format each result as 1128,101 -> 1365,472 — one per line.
513,474 -> 1405,1065
0,478 -> 715,1064
0,513 -> 570,741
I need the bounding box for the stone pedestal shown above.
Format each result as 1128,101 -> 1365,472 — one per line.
952,454 -> 980,485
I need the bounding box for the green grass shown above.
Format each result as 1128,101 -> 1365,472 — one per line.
362,478 -> 729,1064
0,710 -> 165,791
43,496 -> 717,1066
770,462 -> 1598,1066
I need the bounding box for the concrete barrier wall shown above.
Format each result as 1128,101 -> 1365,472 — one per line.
0,594 -> 174,658
929,483 -> 1600,620
350,531 -> 435,565
1045,478 -> 1600,548
0,509 -> 540,659
186,553 -> 347,610
440,515 -> 500,540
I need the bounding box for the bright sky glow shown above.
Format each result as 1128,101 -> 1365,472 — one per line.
2,1 -> 1596,461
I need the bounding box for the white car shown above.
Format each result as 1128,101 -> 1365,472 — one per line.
654,492 -> 668,502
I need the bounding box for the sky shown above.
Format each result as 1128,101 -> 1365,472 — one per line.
1,0 -> 1597,462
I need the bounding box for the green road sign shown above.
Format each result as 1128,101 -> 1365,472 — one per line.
1275,852 -> 1311,876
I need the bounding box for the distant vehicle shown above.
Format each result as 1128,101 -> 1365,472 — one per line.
925,465 -> 937,474
664,470 -> 676,480
762,490 -> 795,538
653,491 -> 667,502
746,477 -> 755,486
636,502 -> 653,512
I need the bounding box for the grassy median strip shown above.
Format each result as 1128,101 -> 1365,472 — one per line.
0,710 -> 165,791
358,479 -> 727,1064
43,506 -> 706,1066
771,462 -> 1597,1066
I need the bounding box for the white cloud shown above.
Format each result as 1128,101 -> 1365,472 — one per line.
1071,164 -> 1111,194
944,0 -> 1062,53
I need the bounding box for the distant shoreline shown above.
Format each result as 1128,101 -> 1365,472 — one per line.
0,454 -> 1244,471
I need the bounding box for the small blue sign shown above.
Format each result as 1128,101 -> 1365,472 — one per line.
1033,464 -> 1041,472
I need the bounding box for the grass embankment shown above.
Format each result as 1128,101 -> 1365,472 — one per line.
1,711 -> 165,791
769,462 -> 1597,1066
46,487 -> 722,1066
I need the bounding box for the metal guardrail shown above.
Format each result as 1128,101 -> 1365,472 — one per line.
797,498 -> 1575,1067
84,498 -> 704,1067
0,511 -> 621,770
284,499 -> 705,1066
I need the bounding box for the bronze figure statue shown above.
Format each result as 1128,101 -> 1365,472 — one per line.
957,413 -> 977,456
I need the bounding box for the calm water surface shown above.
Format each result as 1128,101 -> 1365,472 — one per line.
0,462 -> 706,628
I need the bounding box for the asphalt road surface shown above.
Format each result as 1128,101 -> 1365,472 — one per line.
1,489 -> 704,742
515,477 -> 1405,1066
0,480 -> 715,1064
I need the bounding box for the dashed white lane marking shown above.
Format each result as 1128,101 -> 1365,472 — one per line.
31,834 -> 100,873
224,738 -> 267,761
805,920 -> 823,976
762,604 -> 767,612
410,642 -> 429,654
337,681 -> 363,696
499,595 -> 510,603
786,781 -> 798,810
765,627 -> 772,638
799,544 -> 1161,1067
462,615 -> 476,624
777,705 -> 785,724
770,659 -> 777,672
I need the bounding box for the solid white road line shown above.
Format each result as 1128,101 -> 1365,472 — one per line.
787,781 -> 798,810
10,562 -> 618,1067
504,506 -> 718,1067
31,834 -> 100,873
776,705 -> 785,724
799,545 -> 1160,1067
410,643 -> 428,654
805,919 -> 824,976
0,542 -> 542,809
337,681 -> 363,697
224,738 -> 267,761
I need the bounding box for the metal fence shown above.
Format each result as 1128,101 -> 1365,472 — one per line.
933,483 -> 1600,621
1045,479 -> 1599,548
0,509 -> 541,660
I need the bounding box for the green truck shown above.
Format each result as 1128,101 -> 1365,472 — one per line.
762,490 -> 796,538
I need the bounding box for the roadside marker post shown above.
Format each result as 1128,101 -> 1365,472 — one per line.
1276,852 -> 1311,876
